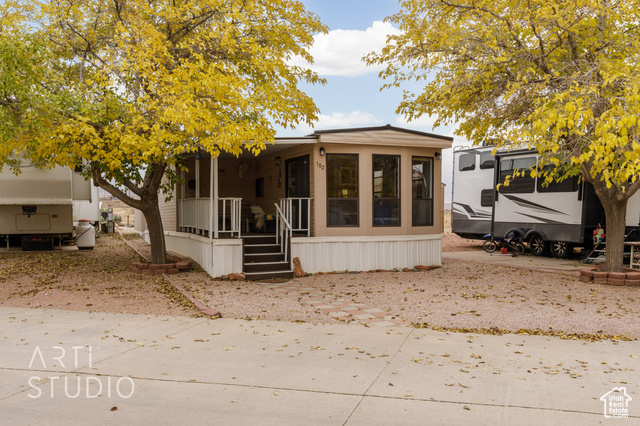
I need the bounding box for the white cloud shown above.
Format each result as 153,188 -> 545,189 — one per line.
394,115 -> 440,132
296,110 -> 384,133
290,21 -> 401,77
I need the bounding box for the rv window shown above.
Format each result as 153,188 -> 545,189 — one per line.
480,189 -> 494,207
536,169 -> 579,193
479,152 -> 495,169
499,157 -> 536,194
458,154 -> 476,171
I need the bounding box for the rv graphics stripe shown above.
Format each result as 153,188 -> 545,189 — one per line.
502,195 -> 567,215
515,212 -> 574,225
452,202 -> 492,219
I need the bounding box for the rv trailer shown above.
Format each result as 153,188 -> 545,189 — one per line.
492,149 -> 640,258
0,162 -> 92,250
451,144 -> 496,239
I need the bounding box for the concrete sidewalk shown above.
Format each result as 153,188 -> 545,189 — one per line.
1,307 -> 638,425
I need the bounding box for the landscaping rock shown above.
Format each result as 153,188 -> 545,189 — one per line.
402,268 -> 411,272
229,273 -> 246,281
176,261 -> 191,271
292,257 -> 305,278
415,265 -> 439,271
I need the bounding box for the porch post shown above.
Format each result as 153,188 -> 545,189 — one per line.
213,156 -> 219,239
180,169 -> 185,232
195,156 -> 200,199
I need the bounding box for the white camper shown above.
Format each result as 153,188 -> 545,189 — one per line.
492,149 -> 640,257
0,161 -> 92,250
451,144 -> 496,239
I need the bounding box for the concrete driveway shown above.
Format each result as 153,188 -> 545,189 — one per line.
1,307 -> 638,425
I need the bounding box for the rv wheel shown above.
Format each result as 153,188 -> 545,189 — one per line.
529,235 -> 549,257
550,241 -> 571,259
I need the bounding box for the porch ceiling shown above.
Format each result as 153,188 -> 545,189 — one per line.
214,137 -> 317,160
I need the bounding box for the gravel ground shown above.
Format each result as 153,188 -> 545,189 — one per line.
1,230 -> 639,339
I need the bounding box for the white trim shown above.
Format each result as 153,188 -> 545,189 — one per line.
292,234 -> 442,243
158,231 -> 243,277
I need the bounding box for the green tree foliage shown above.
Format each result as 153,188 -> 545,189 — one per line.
367,0 -> 640,272
0,0 -> 326,263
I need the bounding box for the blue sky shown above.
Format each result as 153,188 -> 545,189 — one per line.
277,0 -> 468,202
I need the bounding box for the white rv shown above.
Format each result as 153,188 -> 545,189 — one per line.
0,161 -> 92,250
492,149 -> 640,258
452,146 -> 640,258
451,144 -> 496,239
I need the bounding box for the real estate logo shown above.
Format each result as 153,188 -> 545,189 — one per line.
27,346 -> 134,399
600,387 -> 632,419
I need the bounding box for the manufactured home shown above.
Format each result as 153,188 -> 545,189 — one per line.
136,125 -> 452,279
0,161 -> 93,250
452,145 -> 640,258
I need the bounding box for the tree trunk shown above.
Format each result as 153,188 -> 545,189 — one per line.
600,198 -> 628,273
140,199 -> 168,265
91,163 -> 169,265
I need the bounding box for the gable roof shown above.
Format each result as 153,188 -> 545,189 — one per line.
311,124 -> 453,149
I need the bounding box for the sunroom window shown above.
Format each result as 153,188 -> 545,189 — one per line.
373,155 -> 400,226
412,157 -> 433,226
327,154 -> 359,226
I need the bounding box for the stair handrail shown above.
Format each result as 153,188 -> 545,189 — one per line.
274,202 -> 292,262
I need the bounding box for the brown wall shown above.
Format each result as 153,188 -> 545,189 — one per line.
312,143 -> 443,237
253,145 -> 315,218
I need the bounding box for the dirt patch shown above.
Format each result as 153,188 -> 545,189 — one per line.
442,232 -> 484,252
0,234 -> 197,317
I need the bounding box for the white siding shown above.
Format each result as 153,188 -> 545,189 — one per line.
291,234 -> 442,274
145,231 -> 243,277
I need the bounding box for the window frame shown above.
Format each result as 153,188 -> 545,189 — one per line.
411,156 -> 434,227
458,153 -> 476,172
498,156 -> 536,194
326,153 -> 360,227
372,154 -> 401,227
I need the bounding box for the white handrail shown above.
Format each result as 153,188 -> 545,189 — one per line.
274,202 -> 292,261
278,197 -> 311,236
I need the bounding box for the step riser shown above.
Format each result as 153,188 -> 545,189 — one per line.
244,245 -> 281,254
243,236 -> 277,245
245,253 -> 285,263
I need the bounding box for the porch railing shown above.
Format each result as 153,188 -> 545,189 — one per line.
274,202 -> 292,262
278,197 -> 312,236
178,197 -> 242,237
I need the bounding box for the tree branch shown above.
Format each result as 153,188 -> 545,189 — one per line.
91,165 -> 144,210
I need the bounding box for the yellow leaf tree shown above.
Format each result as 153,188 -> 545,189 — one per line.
367,0 -> 640,272
3,0 -> 326,264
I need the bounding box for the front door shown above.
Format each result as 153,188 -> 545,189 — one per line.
285,155 -> 310,231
